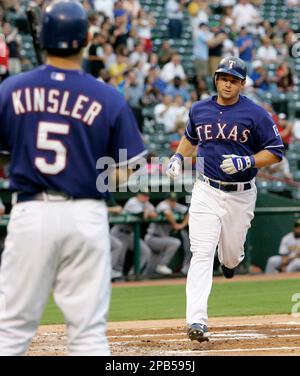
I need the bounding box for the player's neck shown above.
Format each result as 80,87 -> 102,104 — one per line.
216,94 -> 240,106
45,55 -> 82,71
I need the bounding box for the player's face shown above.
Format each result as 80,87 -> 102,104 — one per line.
294,226 -> 300,238
215,73 -> 245,103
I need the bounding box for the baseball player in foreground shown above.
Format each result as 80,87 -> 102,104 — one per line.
0,0 -> 145,355
166,56 -> 284,342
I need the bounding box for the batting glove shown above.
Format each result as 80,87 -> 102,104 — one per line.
220,154 -> 255,175
166,153 -> 184,178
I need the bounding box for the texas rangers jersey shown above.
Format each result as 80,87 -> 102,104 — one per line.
0,64 -> 146,198
184,95 -> 284,182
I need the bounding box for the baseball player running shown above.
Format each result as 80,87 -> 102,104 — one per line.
166,56 -> 284,342
0,0 -> 145,356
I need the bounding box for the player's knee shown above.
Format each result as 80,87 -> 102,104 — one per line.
190,245 -> 215,261
169,238 -> 181,251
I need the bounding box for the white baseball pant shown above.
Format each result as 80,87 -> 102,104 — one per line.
186,180 -> 257,325
0,199 -> 111,356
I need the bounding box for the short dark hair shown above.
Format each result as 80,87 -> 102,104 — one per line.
46,47 -> 82,57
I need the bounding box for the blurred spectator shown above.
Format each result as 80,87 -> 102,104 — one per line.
232,0 -> 261,30
164,76 -> 190,103
274,19 -> 290,39
265,220 -> 300,273
108,51 -> 129,85
93,0 -> 115,19
293,119 -> 300,142
283,30 -> 298,59
142,52 -> 159,76
154,94 -> 188,133
169,120 -> 186,152
0,33 -> 9,82
256,19 -> 273,39
272,37 -> 288,64
140,77 -> 161,108
236,26 -> 255,73
275,62 -> 294,93
134,8 -> 155,53
194,77 -> 210,100
103,43 -> 116,69
2,22 -> 21,75
129,40 -> 148,67
188,0 -> 210,40
110,9 -> 130,50
193,22 -> 211,80
277,113 -> 293,149
123,0 -> 141,18
165,0 -> 184,39
207,20 -> 227,75
88,33 -> 106,78
260,154 -> 292,181
144,65 -> 167,95
160,52 -> 186,83
124,69 -> 144,131
158,40 -> 175,68
250,60 -> 277,95
256,36 -> 278,64
285,0 -> 299,6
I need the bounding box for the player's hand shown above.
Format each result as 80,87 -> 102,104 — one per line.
166,153 -> 183,179
220,154 -> 255,175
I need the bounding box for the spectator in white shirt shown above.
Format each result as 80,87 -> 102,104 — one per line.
232,0 -> 260,30
256,36 -> 278,64
160,52 -> 186,83
93,0 -> 115,19
129,41 -> 148,67
154,94 -> 188,133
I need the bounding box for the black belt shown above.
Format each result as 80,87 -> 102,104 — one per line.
202,178 -> 251,192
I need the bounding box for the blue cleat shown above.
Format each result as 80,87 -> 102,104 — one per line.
187,323 -> 210,342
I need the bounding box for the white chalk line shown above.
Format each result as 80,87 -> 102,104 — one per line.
110,333 -> 300,346
111,321 -> 300,332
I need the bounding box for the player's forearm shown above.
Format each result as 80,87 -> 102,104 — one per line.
175,136 -> 197,158
252,150 -> 281,168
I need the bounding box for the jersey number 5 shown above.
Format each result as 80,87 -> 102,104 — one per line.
35,121 -> 69,175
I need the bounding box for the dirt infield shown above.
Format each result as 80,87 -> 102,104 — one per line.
28,314 -> 300,356
27,273 -> 300,356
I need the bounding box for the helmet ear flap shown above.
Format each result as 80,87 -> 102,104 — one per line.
213,73 -> 218,91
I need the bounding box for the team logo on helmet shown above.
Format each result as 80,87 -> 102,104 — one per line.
228,60 -> 236,69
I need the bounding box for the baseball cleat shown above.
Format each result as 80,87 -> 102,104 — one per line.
187,323 -> 210,342
221,264 -> 235,279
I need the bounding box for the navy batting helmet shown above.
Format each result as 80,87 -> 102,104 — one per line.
40,0 -> 88,50
214,56 -> 247,81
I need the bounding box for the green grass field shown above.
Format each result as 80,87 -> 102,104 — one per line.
40,278 -> 300,325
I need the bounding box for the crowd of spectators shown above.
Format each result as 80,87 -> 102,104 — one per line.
0,0 -> 300,178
